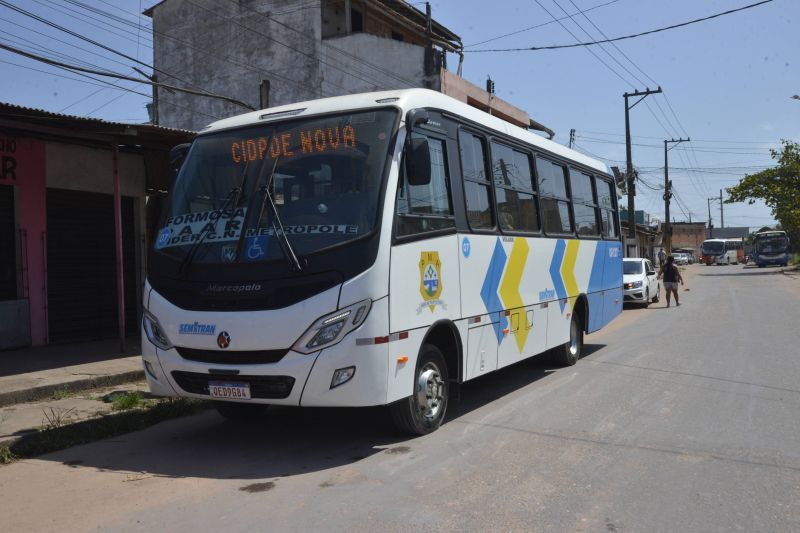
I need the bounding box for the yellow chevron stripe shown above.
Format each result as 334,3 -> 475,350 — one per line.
499,238 -> 529,353
561,240 -> 580,311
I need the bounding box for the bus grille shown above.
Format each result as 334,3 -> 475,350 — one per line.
175,347 -> 287,365
171,371 -> 295,399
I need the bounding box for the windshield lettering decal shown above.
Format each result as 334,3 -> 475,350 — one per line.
245,224 -> 358,236
230,125 -> 357,164
156,208 -> 247,249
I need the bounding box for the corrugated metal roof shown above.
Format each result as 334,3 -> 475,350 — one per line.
0,101 -> 194,135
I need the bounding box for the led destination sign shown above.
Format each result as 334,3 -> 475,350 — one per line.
230,124 -> 358,164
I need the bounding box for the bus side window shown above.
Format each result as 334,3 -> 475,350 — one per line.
490,141 -> 540,233
395,134 -> 455,237
536,157 -> 573,234
569,169 -> 600,237
459,130 -> 495,230
596,178 -> 618,239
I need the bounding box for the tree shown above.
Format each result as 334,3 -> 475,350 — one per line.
726,140 -> 800,245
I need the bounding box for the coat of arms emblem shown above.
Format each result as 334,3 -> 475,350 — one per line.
419,251 -> 442,312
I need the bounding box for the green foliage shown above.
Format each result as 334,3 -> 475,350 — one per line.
111,391 -> 144,411
10,398 -> 206,460
726,140 -> 800,244
0,445 -> 15,464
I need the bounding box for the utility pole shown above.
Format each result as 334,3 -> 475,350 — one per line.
707,196 -> 715,238
719,189 -> 724,228
624,87 -> 662,255
664,137 -> 689,254
569,128 -> 575,149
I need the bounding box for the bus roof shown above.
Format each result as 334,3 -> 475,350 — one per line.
198,88 -> 608,175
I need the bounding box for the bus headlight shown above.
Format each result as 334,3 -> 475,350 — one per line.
293,299 -> 371,354
142,311 -> 173,351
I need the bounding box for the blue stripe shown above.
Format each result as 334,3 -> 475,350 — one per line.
481,238 -> 508,343
549,239 -> 567,313
588,241 -> 606,293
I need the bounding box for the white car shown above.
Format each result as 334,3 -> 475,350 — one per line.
623,258 -> 660,307
673,253 -> 689,265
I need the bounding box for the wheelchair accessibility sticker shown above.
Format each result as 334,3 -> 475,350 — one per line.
245,235 -> 269,261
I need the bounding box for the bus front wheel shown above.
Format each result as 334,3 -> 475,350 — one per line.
390,344 -> 449,436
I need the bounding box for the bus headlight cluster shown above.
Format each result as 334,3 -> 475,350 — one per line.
142,311 -> 173,351
293,299 -> 372,354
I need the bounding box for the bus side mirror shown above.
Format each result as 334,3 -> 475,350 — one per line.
169,143 -> 191,189
407,137 -> 431,186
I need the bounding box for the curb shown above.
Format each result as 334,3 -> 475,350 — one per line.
0,370 -> 145,408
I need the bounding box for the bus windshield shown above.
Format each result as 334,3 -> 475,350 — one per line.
755,234 -> 788,253
153,109 -> 397,265
702,241 -> 725,255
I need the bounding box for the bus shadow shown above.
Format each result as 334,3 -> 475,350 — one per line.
37,344 -> 608,482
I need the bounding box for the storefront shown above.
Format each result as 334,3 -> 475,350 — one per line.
0,103 -> 193,350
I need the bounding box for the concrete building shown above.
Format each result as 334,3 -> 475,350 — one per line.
144,0 -> 546,135
0,103 -> 192,350
671,221 -> 708,257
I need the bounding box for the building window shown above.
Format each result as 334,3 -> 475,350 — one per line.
395,135 -> 455,236
459,130 -> 494,230
535,157 -> 573,234
490,141 -> 539,232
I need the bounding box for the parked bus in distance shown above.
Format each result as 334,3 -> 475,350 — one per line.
142,89 -> 623,435
752,230 -> 791,267
701,238 -> 742,265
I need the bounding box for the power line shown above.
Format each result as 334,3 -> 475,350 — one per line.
467,1 -> 774,52
0,42 -> 255,110
576,130 -> 777,144
464,0 -> 620,48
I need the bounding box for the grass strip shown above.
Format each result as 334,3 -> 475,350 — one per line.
6,398 -> 208,462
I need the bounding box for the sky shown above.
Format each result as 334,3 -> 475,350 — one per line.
1,0 -> 798,230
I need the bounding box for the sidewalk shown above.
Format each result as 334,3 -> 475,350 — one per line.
0,338 -> 144,407
0,338 -> 152,454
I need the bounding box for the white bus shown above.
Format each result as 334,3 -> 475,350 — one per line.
142,89 -> 623,435
701,238 -> 743,265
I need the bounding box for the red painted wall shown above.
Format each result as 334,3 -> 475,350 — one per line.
1,135 -> 47,345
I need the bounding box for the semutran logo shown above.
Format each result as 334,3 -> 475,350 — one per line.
204,283 -> 262,293
178,322 -> 217,335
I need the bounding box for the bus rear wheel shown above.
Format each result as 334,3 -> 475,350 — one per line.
554,313 -> 583,367
389,344 -> 449,436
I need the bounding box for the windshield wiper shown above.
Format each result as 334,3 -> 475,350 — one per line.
177,161 -> 250,277
242,155 -> 304,272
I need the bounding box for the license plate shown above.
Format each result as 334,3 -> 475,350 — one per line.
208,381 -> 251,400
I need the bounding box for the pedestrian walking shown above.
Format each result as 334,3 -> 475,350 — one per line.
658,248 -> 666,267
659,255 -> 684,307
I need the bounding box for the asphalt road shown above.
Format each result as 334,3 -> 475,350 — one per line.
3,264 -> 800,532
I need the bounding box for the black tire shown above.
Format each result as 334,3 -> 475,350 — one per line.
642,288 -> 650,308
554,312 -> 583,367
389,344 -> 449,436
214,402 -> 269,421
652,285 -> 660,303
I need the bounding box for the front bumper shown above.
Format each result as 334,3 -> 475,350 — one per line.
141,295 -> 391,408
623,287 -> 647,302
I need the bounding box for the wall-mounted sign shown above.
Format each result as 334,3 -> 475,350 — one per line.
1,137 -> 17,181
